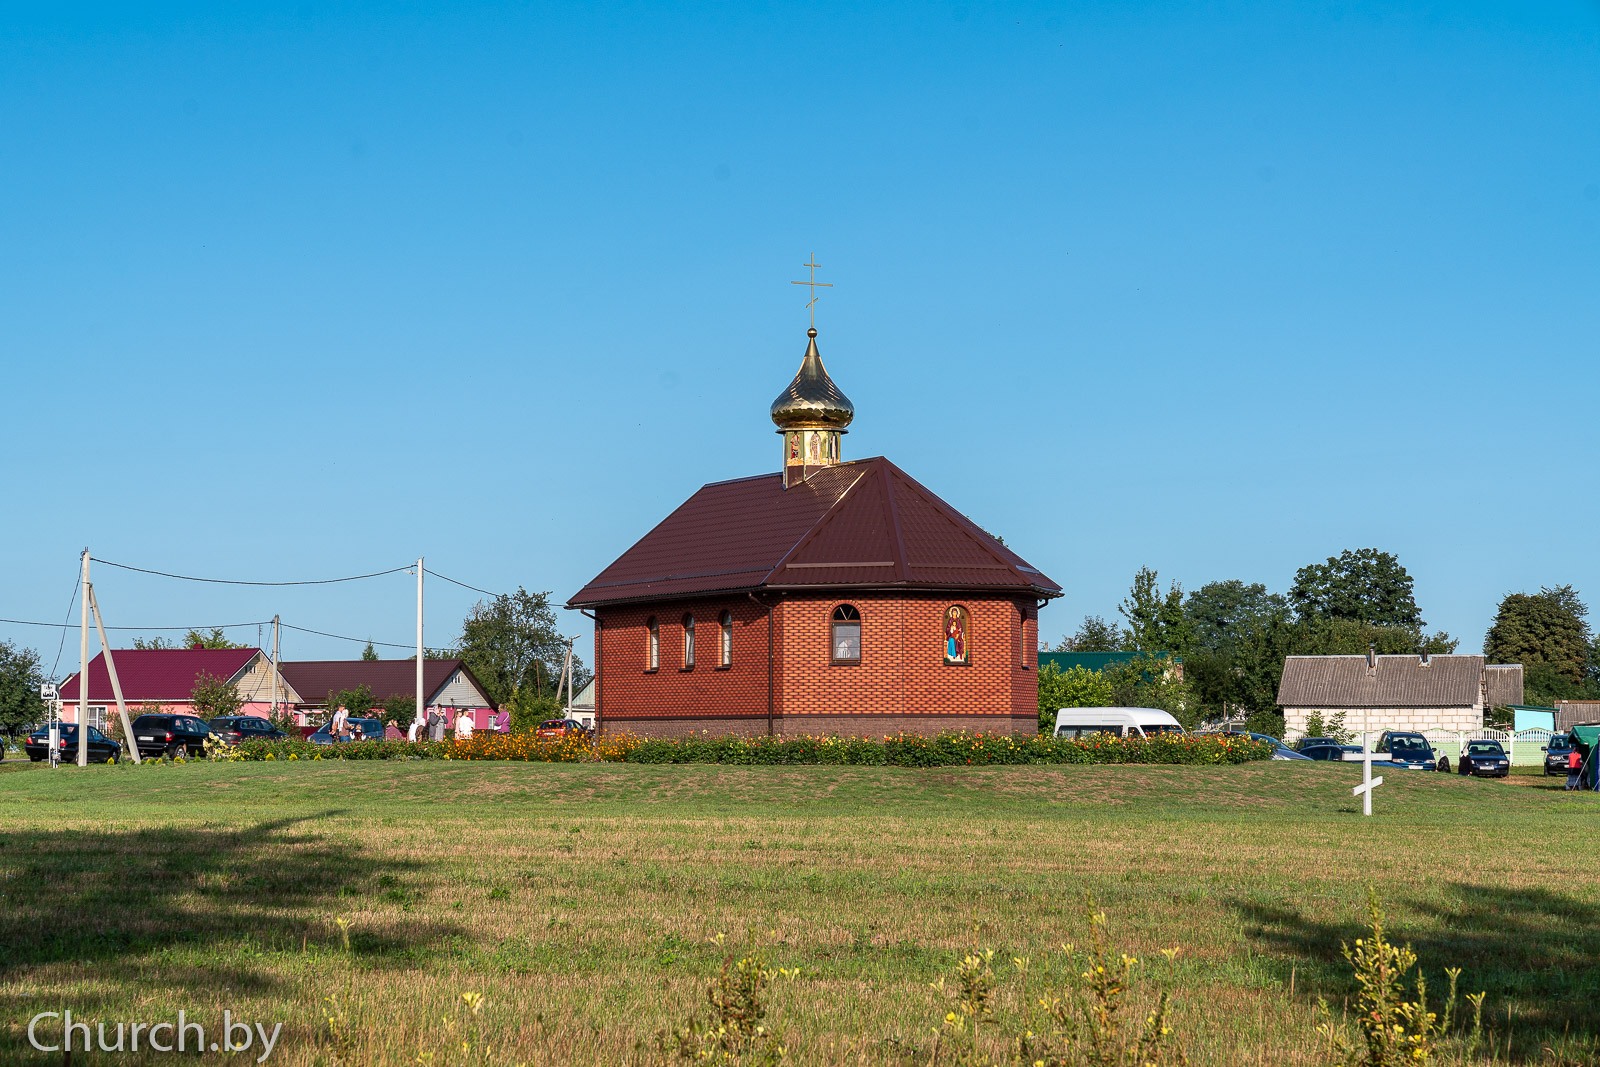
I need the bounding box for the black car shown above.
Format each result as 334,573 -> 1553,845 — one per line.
208,716 -> 288,745
130,713 -> 215,758
1544,733 -> 1575,776
1300,743 -> 1364,762
1375,731 -> 1446,771
1295,736 -> 1342,752
1458,739 -> 1511,778
23,723 -> 123,763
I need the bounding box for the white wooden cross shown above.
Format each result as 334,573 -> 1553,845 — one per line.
1343,750 -> 1386,816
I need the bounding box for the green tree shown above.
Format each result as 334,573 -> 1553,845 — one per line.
381,693 -> 414,725
190,671 -> 243,719
361,641 -> 379,662
0,640 -> 47,737
1118,567 -> 1190,654
1289,549 -> 1423,630
1483,586 -> 1589,685
1036,662 -> 1115,733
1103,653 -> 1193,727
455,587 -> 580,708
1184,580 -> 1290,654
1051,615 -> 1126,653
135,628 -> 244,651
325,684 -> 376,719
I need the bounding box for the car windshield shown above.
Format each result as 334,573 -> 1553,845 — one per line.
1466,742 -> 1503,756
541,721 -> 566,729
1389,738 -> 1430,756
1548,736 -> 1572,752
209,718 -> 236,729
133,715 -> 172,728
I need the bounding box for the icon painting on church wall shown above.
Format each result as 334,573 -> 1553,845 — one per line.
944,605 -> 969,665
788,432 -> 802,461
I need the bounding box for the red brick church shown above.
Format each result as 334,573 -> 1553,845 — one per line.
568,319 -> 1061,737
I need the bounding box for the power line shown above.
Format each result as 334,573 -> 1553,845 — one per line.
48,575 -> 81,679
423,567 -> 505,598
90,557 -> 412,587
277,622 -> 417,650
4,617 -> 272,633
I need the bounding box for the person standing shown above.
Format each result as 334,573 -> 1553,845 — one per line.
426,707 -> 444,742
329,704 -> 349,742
454,708 -> 475,741
1567,747 -> 1583,791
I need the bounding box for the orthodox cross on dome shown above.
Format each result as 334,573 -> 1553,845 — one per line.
790,253 -> 833,329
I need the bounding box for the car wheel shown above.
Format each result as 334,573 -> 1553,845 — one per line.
165,743 -> 183,759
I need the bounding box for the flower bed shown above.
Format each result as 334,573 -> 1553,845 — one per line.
221,731 -> 1272,765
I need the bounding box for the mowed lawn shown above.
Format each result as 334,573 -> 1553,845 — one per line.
0,758 -> 1596,1065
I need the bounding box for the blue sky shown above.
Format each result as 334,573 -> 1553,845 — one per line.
3,1 -> 1597,672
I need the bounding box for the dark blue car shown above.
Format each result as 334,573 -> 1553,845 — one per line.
1375,731 -> 1445,771
23,723 -> 122,764
307,717 -> 387,744
1457,740 -> 1511,778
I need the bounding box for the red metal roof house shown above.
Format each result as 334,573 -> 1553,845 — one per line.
58,648 -> 283,729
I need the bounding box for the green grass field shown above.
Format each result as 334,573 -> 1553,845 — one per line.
0,758 -> 1595,1065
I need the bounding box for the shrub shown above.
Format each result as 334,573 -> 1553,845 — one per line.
224,731 -> 1273,766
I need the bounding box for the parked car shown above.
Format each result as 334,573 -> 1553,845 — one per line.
306,717 -> 387,744
1299,743 -> 1364,762
207,716 -> 288,745
23,723 -> 123,763
1457,739 -> 1511,778
1207,729 -> 1312,761
130,713 -> 216,759
1374,731 -> 1445,771
1544,733 -> 1575,776
535,718 -> 591,740
1053,708 -> 1185,739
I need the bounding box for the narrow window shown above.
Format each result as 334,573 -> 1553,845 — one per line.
719,610 -> 733,667
683,614 -> 696,668
646,616 -> 659,671
831,604 -> 862,664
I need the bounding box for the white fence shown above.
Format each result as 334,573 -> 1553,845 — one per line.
1348,727 -> 1558,767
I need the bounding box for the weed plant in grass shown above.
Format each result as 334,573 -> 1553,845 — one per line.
0,758 -> 1595,1065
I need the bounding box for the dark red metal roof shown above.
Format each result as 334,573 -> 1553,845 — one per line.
277,659 -> 493,708
59,648 -> 261,702
568,456 -> 1061,608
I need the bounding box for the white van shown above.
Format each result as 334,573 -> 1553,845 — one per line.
1052,707 -> 1184,739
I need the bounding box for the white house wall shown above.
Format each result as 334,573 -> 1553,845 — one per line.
1284,705 -> 1483,740
429,669 -> 492,709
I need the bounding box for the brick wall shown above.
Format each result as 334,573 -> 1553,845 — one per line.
596,592 -> 1041,739
595,598 -> 773,728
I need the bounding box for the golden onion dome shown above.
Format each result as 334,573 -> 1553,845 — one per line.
770,328 -> 854,430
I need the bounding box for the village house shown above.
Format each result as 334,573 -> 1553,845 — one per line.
1277,650 -> 1524,741
57,647 -> 287,728
277,658 -> 496,728
568,321 -> 1061,738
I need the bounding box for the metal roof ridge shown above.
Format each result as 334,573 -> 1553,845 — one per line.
762,460 -> 877,582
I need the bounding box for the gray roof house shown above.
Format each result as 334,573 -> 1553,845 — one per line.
1277,652 -> 1524,740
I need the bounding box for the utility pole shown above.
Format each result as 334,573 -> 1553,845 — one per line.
415,557 -> 425,731
270,615 -> 281,719
78,549 -> 90,767
88,584 -> 141,763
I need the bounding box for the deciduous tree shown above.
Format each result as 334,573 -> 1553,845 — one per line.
1289,549 -> 1423,630
1118,567 -> 1191,654
0,640 -> 46,736
190,671 -> 243,719
1484,586 -> 1592,700
455,588 -> 585,708
1036,662 -> 1115,733
1051,615 -> 1127,653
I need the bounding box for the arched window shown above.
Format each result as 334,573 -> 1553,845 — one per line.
719,610 -> 733,667
682,613 -> 695,669
831,604 -> 862,664
943,604 -> 970,665
646,617 -> 659,671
